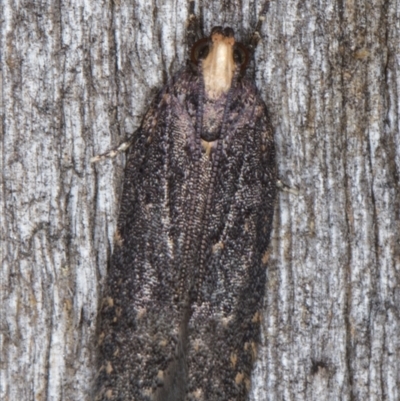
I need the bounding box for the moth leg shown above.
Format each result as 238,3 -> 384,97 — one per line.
186,0 -> 203,49
277,179 -> 300,195
90,131 -> 137,163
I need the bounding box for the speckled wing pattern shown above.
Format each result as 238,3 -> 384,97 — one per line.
95,63 -> 276,401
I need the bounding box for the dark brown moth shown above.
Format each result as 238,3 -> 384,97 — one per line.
94,2 -> 276,400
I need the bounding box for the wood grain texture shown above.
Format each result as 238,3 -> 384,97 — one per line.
1,0 -> 399,400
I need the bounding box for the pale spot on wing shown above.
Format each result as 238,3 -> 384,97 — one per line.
252,311 -> 262,324
105,297 -> 114,307
201,139 -> 214,157
262,250 -> 270,265
106,361 -> 113,374
235,372 -> 244,384
114,229 -> 124,247
212,241 -> 225,253
189,388 -> 203,399
230,352 -> 238,367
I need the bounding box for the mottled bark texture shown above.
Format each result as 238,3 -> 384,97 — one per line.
1,1 -> 399,400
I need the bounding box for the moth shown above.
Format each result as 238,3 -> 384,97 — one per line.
94,2 -> 276,400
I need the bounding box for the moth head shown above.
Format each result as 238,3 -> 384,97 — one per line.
191,27 -> 249,72
191,26 -> 249,98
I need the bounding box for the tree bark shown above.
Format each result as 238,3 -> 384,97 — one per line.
1,0 -> 399,400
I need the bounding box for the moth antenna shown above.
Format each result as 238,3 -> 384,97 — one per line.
186,0 -> 203,49
248,0 -> 271,56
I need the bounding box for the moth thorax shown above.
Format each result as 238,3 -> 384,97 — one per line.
202,32 -> 235,99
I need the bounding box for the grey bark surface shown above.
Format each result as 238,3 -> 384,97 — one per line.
1,0 -> 399,400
